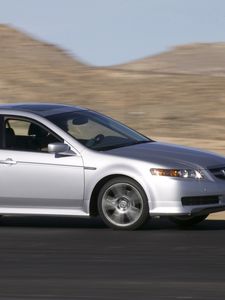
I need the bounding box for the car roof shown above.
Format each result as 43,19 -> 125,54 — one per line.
0,103 -> 86,117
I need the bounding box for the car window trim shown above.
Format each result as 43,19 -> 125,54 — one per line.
2,114 -> 64,153
0,115 -> 4,149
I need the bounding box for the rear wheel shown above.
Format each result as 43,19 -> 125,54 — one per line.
97,177 -> 149,230
169,214 -> 208,227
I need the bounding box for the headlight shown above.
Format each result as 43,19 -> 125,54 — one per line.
150,168 -> 204,179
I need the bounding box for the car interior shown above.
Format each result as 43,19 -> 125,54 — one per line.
4,119 -> 61,152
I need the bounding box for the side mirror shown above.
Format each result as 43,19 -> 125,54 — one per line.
48,142 -> 72,155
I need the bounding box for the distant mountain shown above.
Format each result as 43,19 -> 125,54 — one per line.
0,24 -> 92,102
0,24 -> 225,153
116,43 -> 225,76
0,24 -> 85,69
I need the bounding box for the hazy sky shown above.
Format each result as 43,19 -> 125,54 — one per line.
0,0 -> 225,66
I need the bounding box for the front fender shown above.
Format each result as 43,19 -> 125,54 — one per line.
83,160 -> 154,214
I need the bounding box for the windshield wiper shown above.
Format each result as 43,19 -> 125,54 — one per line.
99,140 -> 154,151
128,140 -> 154,146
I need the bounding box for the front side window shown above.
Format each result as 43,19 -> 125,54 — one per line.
4,117 -> 62,152
47,110 -> 151,151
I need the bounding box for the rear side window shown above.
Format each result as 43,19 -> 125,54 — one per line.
4,117 -> 62,152
6,119 -> 30,136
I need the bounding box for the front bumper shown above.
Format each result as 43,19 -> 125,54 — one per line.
148,176 -> 225,216
191,204 -> 225,216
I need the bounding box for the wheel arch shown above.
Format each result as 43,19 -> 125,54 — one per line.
89,174 -> 148,216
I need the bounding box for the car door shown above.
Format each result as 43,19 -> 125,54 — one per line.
0,116 -> 84,210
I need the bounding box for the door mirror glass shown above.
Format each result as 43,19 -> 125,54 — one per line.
48,143 -> 70,154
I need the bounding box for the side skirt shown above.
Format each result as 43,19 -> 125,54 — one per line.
0,207 -> 89,217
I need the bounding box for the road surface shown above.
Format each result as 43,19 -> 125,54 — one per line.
0,216 -> 224,299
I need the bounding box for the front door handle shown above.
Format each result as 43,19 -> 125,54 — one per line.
0,158 -> 17,165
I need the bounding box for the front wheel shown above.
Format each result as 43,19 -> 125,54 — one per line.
97,177 -> 149,230
169,214 -> 208,227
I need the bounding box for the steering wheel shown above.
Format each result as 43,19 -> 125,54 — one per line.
93,134 -> 105,144
86,134 -> 105,148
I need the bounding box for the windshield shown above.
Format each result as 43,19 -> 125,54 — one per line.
47,110 -> 152,151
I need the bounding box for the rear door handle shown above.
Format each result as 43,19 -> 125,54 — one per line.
0,158 -> 17,165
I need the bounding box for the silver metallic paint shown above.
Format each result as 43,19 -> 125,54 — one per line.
0,107 -> 225,218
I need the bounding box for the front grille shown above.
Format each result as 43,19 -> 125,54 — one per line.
209,166 -> 225,180
181,196 -> 220,206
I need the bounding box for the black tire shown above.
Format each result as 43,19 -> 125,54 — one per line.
169,214 -> 208,227
97,177 -> 149,230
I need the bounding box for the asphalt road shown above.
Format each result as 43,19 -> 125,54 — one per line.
0,216 -> 224,300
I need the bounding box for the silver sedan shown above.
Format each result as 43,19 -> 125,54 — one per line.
0,103 -> 225,230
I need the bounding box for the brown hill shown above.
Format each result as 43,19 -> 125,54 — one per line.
0,24 -> 91,101
116,43 -> 225,76
0,24 -> 225,154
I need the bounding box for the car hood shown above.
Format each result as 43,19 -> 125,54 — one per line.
106,141 -> 225,169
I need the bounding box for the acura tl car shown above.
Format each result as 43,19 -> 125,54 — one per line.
0,103 -> 224,230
